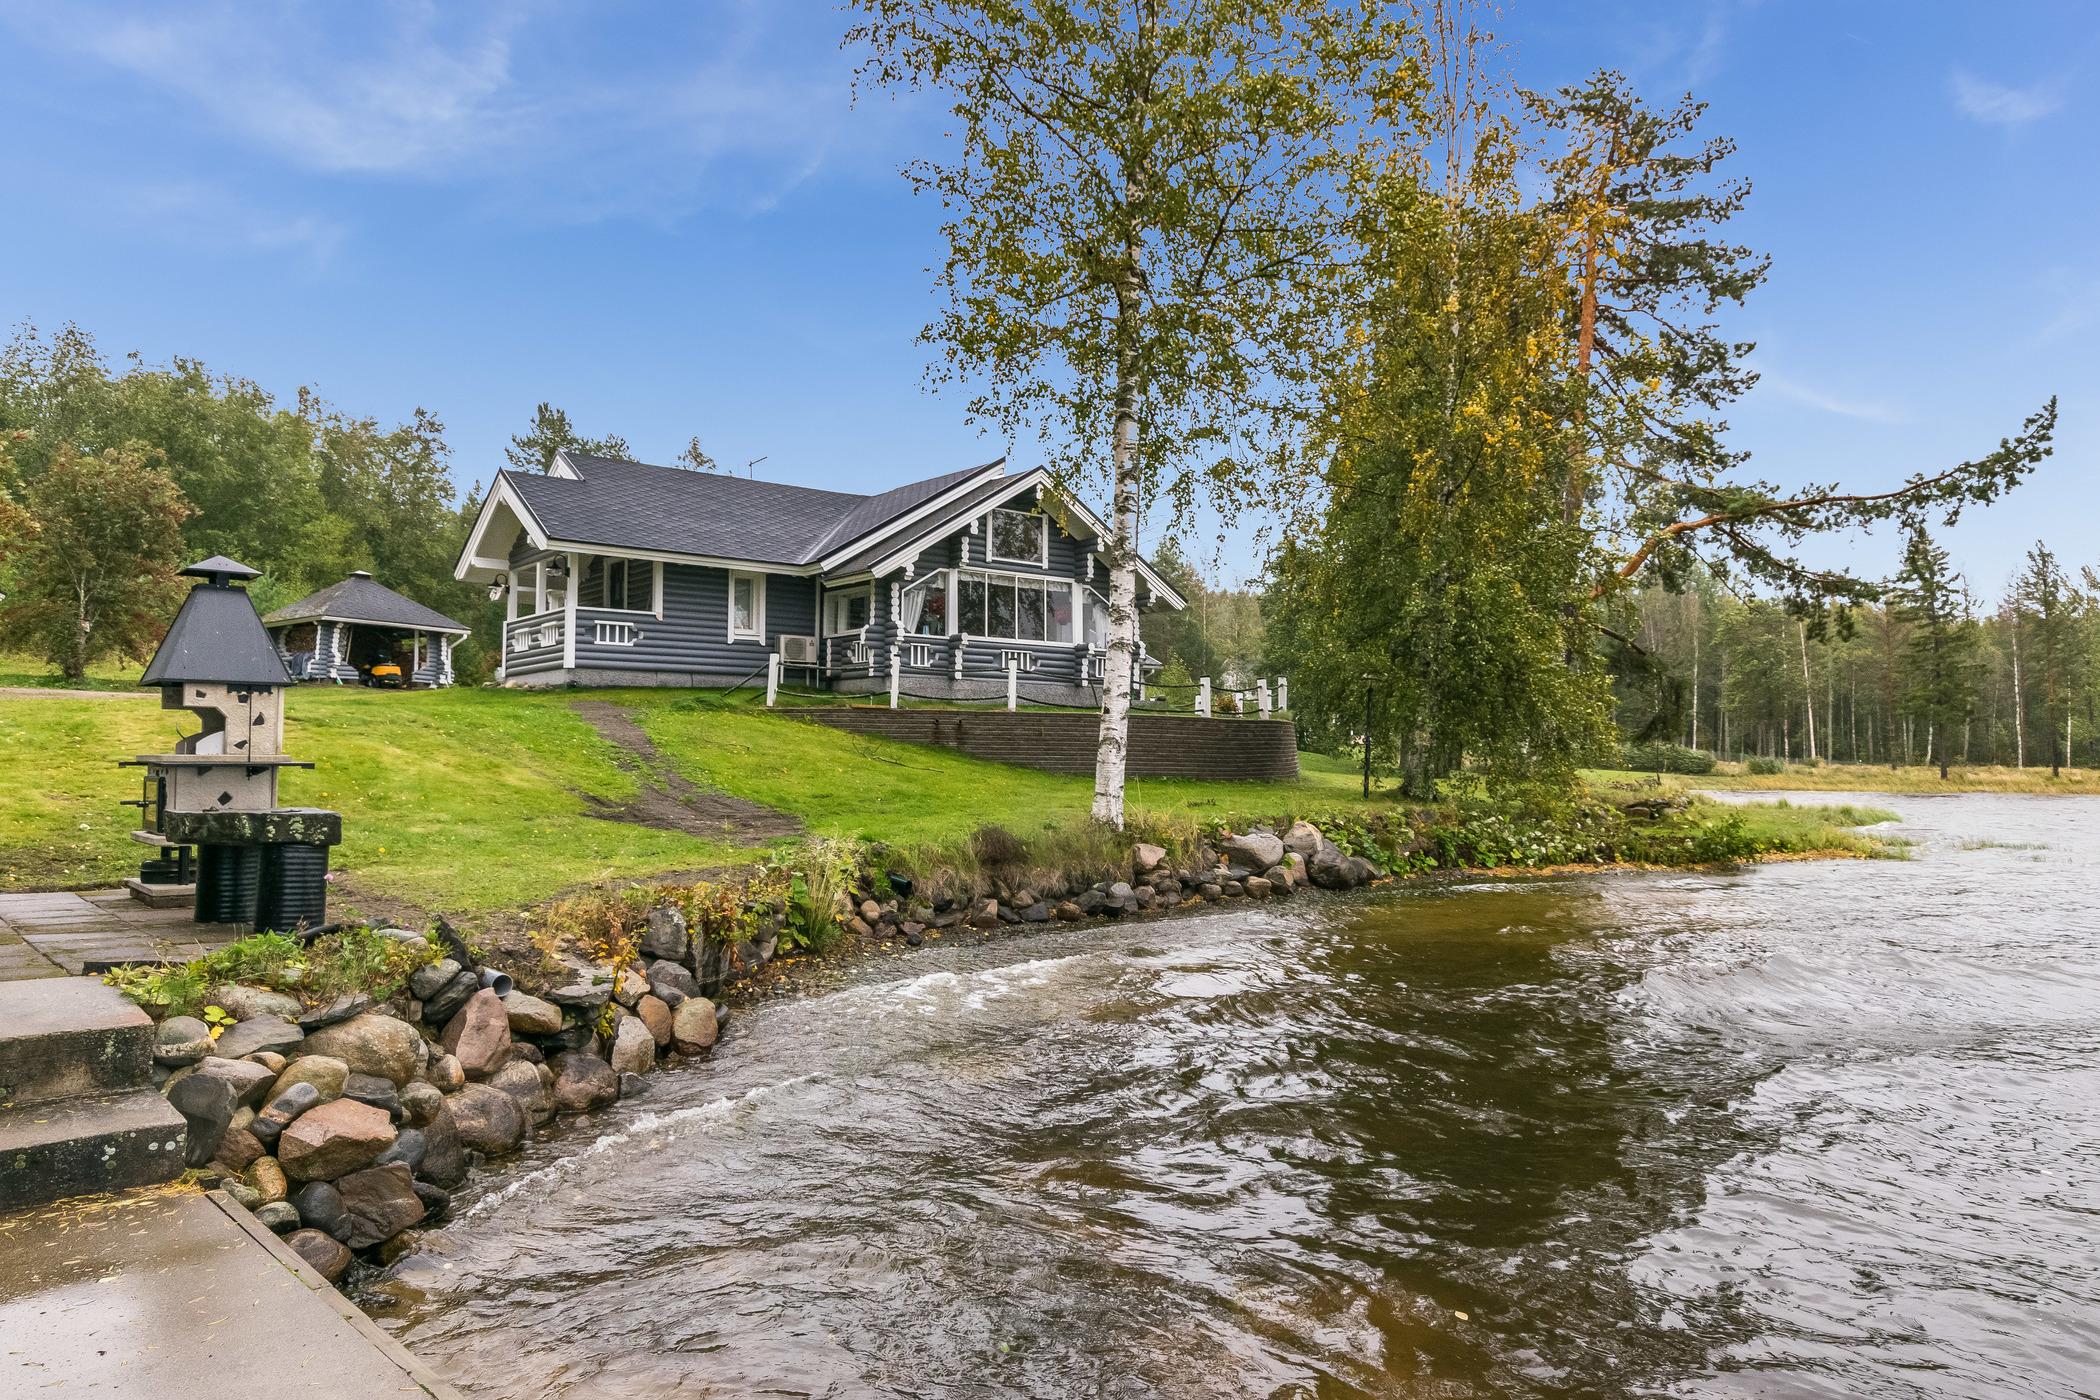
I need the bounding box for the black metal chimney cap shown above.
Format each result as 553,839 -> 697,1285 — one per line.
180,556 -> 263,585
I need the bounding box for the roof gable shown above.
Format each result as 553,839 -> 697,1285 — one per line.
493,452 -> 1003,569
264,573 -> 470,634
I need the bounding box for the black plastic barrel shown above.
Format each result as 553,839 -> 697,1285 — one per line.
194,844 -> 261,925
256,842 -> 329,932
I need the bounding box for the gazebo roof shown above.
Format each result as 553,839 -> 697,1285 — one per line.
263,572 -> 471,636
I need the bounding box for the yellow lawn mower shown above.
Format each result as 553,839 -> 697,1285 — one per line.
362,661 -> 406,688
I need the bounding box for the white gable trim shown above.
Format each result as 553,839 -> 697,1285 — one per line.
856,468 -> 1188,610
454,475 -> 550,581
812,458 -> 1010,569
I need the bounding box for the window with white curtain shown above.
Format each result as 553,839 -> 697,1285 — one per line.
900,571 -> 949,636
728,572 -> 765,642
957,570 -> 1073,643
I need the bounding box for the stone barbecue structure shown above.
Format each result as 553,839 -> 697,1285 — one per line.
122,557 -> 342,929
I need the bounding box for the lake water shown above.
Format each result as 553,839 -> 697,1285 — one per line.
369,793 -> 2100,1398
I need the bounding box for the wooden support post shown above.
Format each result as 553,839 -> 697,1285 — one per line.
889,653 -> 901,709
1276,677 -> 1288,713
1257,680 -> 1272,719
766,653 -> 780,708
1197,677 -> 1211,717
1006,659 -> 1018,712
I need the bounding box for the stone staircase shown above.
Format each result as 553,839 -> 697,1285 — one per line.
0,977 -> 188,1212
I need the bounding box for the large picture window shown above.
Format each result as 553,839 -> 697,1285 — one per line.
987,508 -> 1048,566
957,570 -> 1073,644
604,559 -> 632,611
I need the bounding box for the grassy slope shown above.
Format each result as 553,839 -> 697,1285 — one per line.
3,682 -> 1901,915
629,691 -> 1386,847
1589,762 -> 2100,797
0,687 -> 746,909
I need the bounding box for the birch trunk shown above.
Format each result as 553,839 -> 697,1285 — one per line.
1091,266 -> 1143,828
1797,621 -> 1818,762
2012,625 -> 2025,768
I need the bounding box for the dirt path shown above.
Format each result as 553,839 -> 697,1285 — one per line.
0,685 -> 141,699
570,700 -> 804,842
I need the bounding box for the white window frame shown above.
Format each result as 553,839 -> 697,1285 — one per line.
986,507 -> 1049,567
956,569 -> 1075,645
823,585 -> 872,637
727,571 -> 766,643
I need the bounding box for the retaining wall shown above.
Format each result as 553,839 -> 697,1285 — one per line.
795,708 -> 1300,781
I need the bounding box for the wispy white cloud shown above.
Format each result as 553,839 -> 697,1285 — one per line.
1754,368 -> 1910,425
0,1 -> 886,220
117,180 -> 346,266
1950,70 -> 2063,127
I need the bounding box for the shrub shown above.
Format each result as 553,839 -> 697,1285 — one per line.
969,823 -> 1029,870
1620,742 -> 1717,775
1746,756 -> 1785,775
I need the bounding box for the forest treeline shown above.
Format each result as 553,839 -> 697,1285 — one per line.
1618,541 -> 2098,777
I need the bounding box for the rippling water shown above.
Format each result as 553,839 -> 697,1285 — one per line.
370,793 -> 2100,1398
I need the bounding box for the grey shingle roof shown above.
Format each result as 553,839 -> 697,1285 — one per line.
264,573 -> 470,634
144,580 -> 294,687
503,453 -> 1004,568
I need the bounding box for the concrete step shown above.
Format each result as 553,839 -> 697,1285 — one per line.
0,1089 -> 187,1211
0,977 -> 156,1108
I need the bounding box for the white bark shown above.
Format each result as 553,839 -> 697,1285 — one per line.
2012,624 -> 2025,768
1797,621 -> 1818,762
1091,235 -> 1143,828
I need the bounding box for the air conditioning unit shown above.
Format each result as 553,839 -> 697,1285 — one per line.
779,634 -> 818,665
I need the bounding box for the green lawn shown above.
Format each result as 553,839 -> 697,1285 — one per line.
0,685 -> 1396,915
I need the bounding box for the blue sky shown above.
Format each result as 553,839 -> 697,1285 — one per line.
0,1 -> 2092,593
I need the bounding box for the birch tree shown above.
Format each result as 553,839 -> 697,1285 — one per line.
847,0 -> 1414,826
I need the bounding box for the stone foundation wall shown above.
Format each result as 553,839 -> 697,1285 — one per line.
793,708 -> 1301,781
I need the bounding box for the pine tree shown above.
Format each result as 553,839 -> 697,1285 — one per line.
505,403 -> 631,473
1890,523 -> 1979,780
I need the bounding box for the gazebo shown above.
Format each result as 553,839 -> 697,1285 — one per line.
262,571 -> 471,687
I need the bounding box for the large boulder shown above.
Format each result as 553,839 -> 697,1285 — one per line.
190,1055 -> 277,1110
416,1101 -> 468,1188
640,905 -> 689,962
1282,820 -> 1323,859
335,1163 -> 427,1249
408,959 -> 462,1002
399,1080 -> 444,1128
1308,839 -> 1355,890
671,997 -> 719,1055
1132,842 -> 1168,877
294,1014 -> 421,1087
549,1051 -> 619,1113
635,994 -> 674,1048
285,1229 -> 353,1283
609,1017 -> 656,1076
441,990 -> 513,1080
501,991 -> 564,1036
646,960 -> 699,1001
290,1180 -> 350,1242
251,1081 -> 324,1146
425,1052 -> 465,1093
167,1072 -> 237,1167
420,969 -> 480,1025
278,1097 -> 398,1182
298,993 -> 373,1033
487,1058 -> 555,1125
209,984 -> 302,1022
1221,830 -> 1286,874
215,1016 -> 304,1061
269,1055 -> 348,1106
211,1124 -> 267,1175
154,1016 -> 215,1067
449,1082 -> 527,1157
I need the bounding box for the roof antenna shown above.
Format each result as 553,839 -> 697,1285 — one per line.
745,455 -> 768,479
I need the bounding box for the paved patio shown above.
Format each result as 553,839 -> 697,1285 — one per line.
0,892 -> 242,982
0,1187 -> 460,1398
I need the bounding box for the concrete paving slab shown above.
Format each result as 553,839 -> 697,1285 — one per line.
0,1187 -> 461,1398
0,891 -> 240,981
